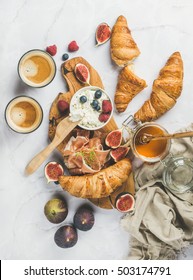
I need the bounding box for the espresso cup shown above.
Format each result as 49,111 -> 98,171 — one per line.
18,49 -> 56,87
5,96 -> 43,133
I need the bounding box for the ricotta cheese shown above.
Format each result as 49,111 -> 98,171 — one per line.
70,87 -> 112,129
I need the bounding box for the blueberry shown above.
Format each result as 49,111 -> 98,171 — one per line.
91,100 -> 99,108
80,95 -> 87,103
95,90 -> 102,99
95,105 -> 101,111
62,53 -> 69,61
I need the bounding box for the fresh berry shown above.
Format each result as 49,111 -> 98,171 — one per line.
95,90 -> 102,99
62,53 -> 69,61
46,45 -> 57,56
68,41 -> 79,52
91,100 -> 99,109
99,113 -> 110,122
102,100 -> 112,113
57,100 -> 69,113
80,95 -> 87,103
96,105 -> 101,111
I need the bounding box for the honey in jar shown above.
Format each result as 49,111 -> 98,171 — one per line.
132,123 -> 170,163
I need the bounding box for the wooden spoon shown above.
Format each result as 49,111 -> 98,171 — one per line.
136,130 -> 193,145
25,116 -> 80,175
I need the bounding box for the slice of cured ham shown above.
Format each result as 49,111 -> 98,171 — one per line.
63,135 -> 110,174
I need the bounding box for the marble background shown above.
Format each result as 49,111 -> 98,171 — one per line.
0,0 -> 193,259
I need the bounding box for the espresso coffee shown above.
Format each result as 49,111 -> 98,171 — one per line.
18,49 -> 56,87
5,96 -> 43,133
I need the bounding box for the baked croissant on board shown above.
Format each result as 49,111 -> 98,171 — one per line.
110,15 -> 140,67
58,158 -> 132,199
114,65 -> 147,113
134,52 -> 183,122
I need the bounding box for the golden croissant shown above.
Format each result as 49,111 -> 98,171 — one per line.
134,52 -> 183,122
110,15 -> 140,67
115,65 -> 147,113
58,158 -> 132,199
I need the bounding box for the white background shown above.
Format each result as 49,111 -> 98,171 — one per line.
0,0 -> 193,260
2,260 -> 193,279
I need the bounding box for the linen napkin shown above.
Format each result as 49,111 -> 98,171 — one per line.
121,124 -> 193,260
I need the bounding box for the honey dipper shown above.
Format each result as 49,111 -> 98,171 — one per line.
136,130 -> 193,145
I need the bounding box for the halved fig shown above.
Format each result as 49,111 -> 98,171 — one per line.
45,161 -> 64,183
105,129 -> 122,148
110,146 -> 130,162
74,63 -> 90,85
96,23 -> 111,46
115,192 -> 135,213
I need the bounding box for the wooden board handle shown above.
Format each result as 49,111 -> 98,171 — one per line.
25,141 -> 58,175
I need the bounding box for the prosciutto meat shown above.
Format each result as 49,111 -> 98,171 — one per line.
63,135 -> 110,175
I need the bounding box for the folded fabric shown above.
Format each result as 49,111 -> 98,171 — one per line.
121,124 -> 193,259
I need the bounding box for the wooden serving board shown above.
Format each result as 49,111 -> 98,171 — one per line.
48,57 -> 135,209
48,56 -> 118,152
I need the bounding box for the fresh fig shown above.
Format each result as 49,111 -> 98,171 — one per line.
74,63 -> 90,85
73,206 -> 94,231
110,146 -> 130,162
105,129 -> 123,149
96,23 -> 111,46
54,225 -> 78,248
115,192 -> 135,213
44,161 -> 64,183
44,198 -> 68,224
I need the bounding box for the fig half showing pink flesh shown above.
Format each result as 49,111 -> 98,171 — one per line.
115,192 -> 135,213
105,129 -> 123,149
44,161 -> 64,183
74,63 -> 90,85
110,146 -> 130,162
96,23 -> 111,46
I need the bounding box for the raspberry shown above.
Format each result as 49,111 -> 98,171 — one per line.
99,113 -> 110,123
57,100 -> 69,113
102,100 -> 112,113
46,45 -> 57,56
68,41 -> 79,52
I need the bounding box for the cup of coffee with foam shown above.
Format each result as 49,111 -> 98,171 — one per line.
5,96 -> 43,133
18,49 -> 56,87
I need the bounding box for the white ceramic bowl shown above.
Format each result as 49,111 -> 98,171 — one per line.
70,86 -> 113,130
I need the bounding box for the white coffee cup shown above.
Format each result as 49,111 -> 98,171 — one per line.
5,96 -> 43,133
18,49 -> 56,87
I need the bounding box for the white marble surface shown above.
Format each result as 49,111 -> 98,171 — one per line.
0,0 -> 193,260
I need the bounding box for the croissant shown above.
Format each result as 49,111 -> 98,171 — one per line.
134,52 -> 183,122
58,158 -> 132,199
110,15 -> 140,67
114,65 -> 147,113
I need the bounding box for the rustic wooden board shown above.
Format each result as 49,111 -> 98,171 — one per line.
48,57 -> 135,209
48,56 -> 118,153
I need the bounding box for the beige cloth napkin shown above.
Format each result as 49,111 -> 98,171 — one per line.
121,124 -> 193,260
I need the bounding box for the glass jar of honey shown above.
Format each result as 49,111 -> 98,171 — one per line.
122,116 -> 193,193
123,116 -> 171,163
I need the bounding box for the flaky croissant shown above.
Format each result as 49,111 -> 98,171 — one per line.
58,158 -> 132,199
115,65 -> 147,113
110,15 -> 140,67
134,52 -> 183,122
